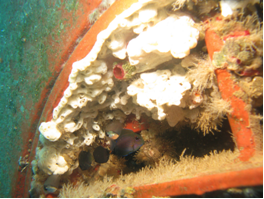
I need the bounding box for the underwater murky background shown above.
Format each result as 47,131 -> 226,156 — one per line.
0,0 -> 81,197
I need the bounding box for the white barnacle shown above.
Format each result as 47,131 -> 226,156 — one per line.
92,124 -> 101,131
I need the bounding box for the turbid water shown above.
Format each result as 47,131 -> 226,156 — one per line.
0,0 -> 80,197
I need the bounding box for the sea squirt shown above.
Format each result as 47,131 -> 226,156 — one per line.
93,146 -> 110,163
78,150 -> 93,170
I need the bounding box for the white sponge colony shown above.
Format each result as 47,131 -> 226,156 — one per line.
37,147 -> 69,175
127,15 -> 199,73
36,0 -> 202,175
127,67 -> 191,121
39,121 -> 61,142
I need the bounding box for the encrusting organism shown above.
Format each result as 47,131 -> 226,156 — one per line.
89,0 -> 116,24
89,8 -> 101,24
212,13 -> 263,76
44,175 -> 61,195
195,85 -> 232,135
113,62 -> 136,80
185,55 -> 216,94
134,129 -> 162,166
